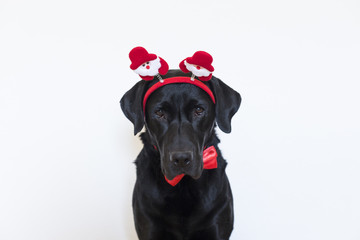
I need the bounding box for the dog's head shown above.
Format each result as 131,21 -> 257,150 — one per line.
120,70 -> 241,181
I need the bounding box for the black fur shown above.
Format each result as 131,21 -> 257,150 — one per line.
120,70 -> 241,240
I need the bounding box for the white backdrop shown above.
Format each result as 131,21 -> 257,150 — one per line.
1,0 -> 360,239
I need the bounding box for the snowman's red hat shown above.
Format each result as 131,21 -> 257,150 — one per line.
179,51 -> 215,72
129,47 -> 157,70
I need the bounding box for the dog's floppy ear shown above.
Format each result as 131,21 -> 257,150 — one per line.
120,81 -> 148,135
209,76 -> 241,133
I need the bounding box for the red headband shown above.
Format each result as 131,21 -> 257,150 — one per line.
142,77 -> 215,113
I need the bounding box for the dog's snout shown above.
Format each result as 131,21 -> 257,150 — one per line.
170,151 -> 193,167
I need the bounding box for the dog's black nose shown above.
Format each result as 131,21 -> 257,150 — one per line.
170,151 -> 193,167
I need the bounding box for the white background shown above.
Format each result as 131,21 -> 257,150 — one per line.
1,0 -> 360,239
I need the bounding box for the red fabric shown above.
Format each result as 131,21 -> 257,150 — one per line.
142,77 -> 216,113
165,174 -> 185,187
164,146 -> 218,186
139,75 -> 154,81
180,51 -> 214,72
129,47 -> 157,70
202,146 -> 218,169
158,57 -> 169,75
179,59 -> 189,73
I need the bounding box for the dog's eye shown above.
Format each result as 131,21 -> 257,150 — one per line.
155,110 -> 166,119
194,107 -> 204,116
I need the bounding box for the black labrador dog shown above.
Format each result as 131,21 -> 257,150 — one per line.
121,70 -> 241,240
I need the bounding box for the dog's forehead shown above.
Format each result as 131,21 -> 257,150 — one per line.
146,83 -> 212,105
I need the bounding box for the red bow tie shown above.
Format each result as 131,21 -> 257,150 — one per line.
164,146 -> 218,186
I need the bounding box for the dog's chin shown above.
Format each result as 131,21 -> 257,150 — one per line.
187,169 -> 203,180
163,171 -> 176,181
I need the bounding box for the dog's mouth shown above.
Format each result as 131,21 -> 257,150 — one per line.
162,169 -> 203,181
161,156 -> 203,181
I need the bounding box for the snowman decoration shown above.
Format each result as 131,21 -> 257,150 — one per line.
179,51 -> 214,81
129,47 -> 169,82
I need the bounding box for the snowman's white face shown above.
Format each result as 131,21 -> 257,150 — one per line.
184,60 -> 212,77
134,57 -> 161,76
